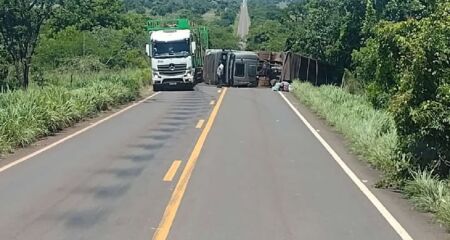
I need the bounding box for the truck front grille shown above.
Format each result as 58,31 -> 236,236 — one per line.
163,78 -> 183,83
158,64 -> 187,75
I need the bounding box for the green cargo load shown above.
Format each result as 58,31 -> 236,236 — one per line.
146,19 -> 209,69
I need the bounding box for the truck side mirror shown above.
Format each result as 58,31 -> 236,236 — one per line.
191,42 -> 196,53
146,44 -> 152,57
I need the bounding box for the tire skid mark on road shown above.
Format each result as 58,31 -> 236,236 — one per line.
152,88 -> 228,240
0,92 -> 161,174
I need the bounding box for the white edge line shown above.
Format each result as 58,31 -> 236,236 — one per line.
278,92 -> 413,240
0,92 -> 161,173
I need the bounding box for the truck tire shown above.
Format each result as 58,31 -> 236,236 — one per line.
187,83 -> 195,91
153,84 -> 162,92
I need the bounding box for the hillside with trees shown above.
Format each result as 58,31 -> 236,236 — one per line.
0,0 -> 240,154
122,0 -> 241,49
0,0 -> 241,89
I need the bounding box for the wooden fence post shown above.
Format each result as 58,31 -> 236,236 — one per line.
315,60 -> 319,85
306,58 -> 311,83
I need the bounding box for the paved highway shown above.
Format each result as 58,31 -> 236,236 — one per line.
237,0 -> 251,49
0,85 -> 448,240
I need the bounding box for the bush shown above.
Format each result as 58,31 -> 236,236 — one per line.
57,56 -> 107,74
208,24 -> 240,49
405,170 -> 450,226
0,69 -> 149,154
34,27 -> 148,70
341,69 -> 364,94
0,64 -> 22,91
405,170 -> 449,212
246,20 -> 288,51
353,1 -> 450,176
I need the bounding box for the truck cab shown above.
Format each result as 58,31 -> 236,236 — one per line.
146,19 -> 208,91
232,51 -> 258,87
203,50 -> 258,87
147,29 -> 196,90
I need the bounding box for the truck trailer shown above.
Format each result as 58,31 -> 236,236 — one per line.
145,19 -> 208,91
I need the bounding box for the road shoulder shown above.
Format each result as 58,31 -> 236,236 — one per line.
282,91 -> 449,240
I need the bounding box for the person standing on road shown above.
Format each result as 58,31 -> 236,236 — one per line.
217,62 -> 225,88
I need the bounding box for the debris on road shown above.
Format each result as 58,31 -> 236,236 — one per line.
272,81 -> 291,92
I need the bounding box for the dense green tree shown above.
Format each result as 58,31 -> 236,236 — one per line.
34,25 -> 148,70
248,0 -> 365,72
32,0 -> 149,72
248,0 -> 284,22
382,0 -> 439,21
353,0 -> 450,175
208,25 -> 239,50
248,0 -> 450,177
49,0 -> 125,33
362,0 -> 377,36
0,0 -> 240,87
0,41 -> 13,88
123,0 -> 241,19
247,20 -> 288,51
0,0 -> 61,87
283,0 -> 365,71
246,0 -> 287,51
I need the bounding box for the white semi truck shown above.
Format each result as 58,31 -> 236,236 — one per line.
146,19 -> 208,91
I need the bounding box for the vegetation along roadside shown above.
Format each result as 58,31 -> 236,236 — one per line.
291,81 -> 450,228
246,0 -> 449,228
0,69 -> 150,155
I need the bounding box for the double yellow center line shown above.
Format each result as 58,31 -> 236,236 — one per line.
152,88 -> 228,240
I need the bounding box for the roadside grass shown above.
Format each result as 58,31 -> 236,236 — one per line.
405,170 -> 450,226
0,69 -> 150,155
291,81 -> 450,227
291,81 -> 400,177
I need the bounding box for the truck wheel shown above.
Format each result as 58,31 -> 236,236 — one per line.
153,85 -> 161,92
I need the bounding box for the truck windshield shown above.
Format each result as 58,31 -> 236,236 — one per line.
152,41 -> 190,58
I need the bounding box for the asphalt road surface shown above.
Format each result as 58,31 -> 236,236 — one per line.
237,0 -> 250,49
0,85 -> 448,240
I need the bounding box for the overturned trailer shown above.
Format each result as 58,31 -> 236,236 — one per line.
255,51 -> 341,87
203,50 -> 258,87
281,52 -> 340,85
256,51 -> 284,87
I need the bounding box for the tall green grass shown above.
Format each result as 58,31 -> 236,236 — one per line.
0,69 -> 149,154
405,170 -> 450,226
291,81 -> 450,227
291,81 -> 402,178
